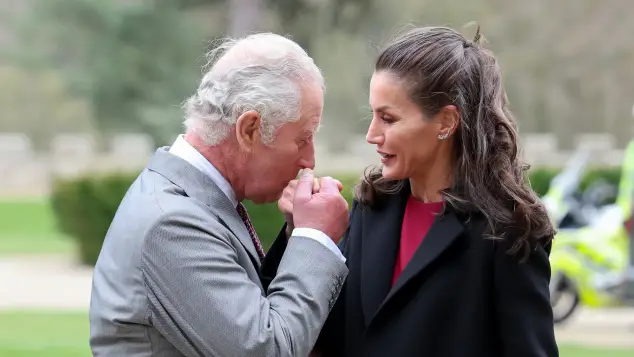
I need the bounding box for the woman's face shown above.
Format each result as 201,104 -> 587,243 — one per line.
367,71 -> 455,181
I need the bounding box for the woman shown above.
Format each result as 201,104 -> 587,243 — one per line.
278,25 -> 558,357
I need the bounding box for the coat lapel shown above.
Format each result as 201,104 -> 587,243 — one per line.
361,184 -> 465,326
378,209 -> 463,312
147,147 -> 261,267
360,188 -> 408,326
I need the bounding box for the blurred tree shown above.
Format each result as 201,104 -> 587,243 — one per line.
267,0 -> 373,49
0,65 -> 96,150
170,0 -> 373,51
22,0 -> 374,148
311,30 -> 373,151
23,0 -> 209,146
25,0 -> 634,154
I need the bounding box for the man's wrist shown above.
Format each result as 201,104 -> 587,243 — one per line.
290,227 -> 346,263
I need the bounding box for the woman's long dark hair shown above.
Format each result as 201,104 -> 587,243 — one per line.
355,25 -> 555,259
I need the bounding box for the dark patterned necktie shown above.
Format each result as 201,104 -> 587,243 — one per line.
236,202 -> 265,259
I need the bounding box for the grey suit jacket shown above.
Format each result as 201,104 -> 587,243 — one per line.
89,147 -> 348,357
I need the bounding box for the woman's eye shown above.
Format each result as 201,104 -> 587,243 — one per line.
381,115 -> 395,123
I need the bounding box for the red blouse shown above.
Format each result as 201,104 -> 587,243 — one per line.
391,196 -> 444,286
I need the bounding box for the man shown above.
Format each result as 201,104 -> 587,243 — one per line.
89,33 -> 350,357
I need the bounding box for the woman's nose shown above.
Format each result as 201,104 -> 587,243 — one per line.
366,119 -> 383,145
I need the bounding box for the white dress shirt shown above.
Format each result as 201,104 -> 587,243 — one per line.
168,135 -> 346,262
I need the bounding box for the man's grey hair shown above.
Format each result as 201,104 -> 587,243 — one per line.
183,33 -> 325,146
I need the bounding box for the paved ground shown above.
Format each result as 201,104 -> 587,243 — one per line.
555,307 -> 634,348
0,255 -> 93,311
1,255 -> 633,348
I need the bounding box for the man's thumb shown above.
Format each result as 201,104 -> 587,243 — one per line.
294,169 -> 314,202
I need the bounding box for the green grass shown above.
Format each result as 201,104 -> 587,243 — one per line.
0,311 -> 90,356
0,311 -> 632,357
559,344 -> 634,356
0,200 -> 73,255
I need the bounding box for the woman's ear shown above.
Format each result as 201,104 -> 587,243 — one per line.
436,105 -> 460,140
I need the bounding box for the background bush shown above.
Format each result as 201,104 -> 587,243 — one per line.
50,167 -> 622,266
50,173 -> 141,265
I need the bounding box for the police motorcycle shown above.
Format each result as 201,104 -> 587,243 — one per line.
546,142 -> 634,324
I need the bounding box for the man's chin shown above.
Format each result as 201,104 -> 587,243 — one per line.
249,190 -> 284,205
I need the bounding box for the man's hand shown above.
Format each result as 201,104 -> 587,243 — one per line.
292,169 -> 349,243
278,173 -> 343,238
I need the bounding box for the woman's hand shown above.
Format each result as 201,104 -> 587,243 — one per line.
278,179 -> 299,238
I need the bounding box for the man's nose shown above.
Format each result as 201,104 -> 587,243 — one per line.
299,158 -> 315,170
298,144 -> 316,170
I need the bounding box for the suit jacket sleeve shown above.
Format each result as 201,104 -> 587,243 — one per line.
494,237 -> 559,357
141,210 -> 348,357
313,200 -> 359,357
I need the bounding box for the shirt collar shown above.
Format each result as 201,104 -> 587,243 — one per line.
168,135 -> 238,207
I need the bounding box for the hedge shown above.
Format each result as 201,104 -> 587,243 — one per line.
50,167 -> 622,266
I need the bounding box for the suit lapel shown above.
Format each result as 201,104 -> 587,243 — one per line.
360,188 -> 408,326
147,147 -> 261,267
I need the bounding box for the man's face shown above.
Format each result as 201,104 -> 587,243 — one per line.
244,83 -> 323,203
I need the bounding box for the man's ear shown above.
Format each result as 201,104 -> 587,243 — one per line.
235,110 -> 261,151
436,105 -> 460,138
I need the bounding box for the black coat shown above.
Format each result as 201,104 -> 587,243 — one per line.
316,186 -> 558,357
263,186 -> 558,357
